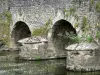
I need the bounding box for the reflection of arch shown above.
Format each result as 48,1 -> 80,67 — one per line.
52,19 -> 77,50
11,21 -> 31,45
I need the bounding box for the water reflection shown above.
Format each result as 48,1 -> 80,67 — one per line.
0,53 -> 100,75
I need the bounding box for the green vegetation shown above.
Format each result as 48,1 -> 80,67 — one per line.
91,0 -> 94,5
95,22 -> 100,28
63,7 -> 76,17
95,22 -> 100,39
89,0 -> 94,11
32,27 -> 47,36
63,8 -> 67,14
82,16 -> 89,31
0,10 -> 12,46
86,35 -> 93,43
69,35 -> 79,43
74,23 -> 79,28
74,14 -> 79,21
64,7 -> 79,28
69,15 -> 94,43
63,8 -> 80,43
81,16 -> 94,43
64,9 -> 97,43
32,18 -> 52,36
90,0 -> 94,6
63,2 -> 100,44
69,7 -> 76,15
35,56 -> 41,59
96,22 -> 100,28
95,1 -> 100,12
81,16 -> 100,43
68,34 -> 93,43
96,31 -> 100,39
63,8 -> 70,18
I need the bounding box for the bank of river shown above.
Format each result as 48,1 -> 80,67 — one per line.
0,51 -> 100,75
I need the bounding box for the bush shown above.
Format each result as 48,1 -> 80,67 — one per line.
86,35 -> 93,43
69,35 -> 79,43
0,10 -> 12,46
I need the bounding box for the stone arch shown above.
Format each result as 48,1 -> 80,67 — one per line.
51,19 -> 77,51
11,21 -> 31,46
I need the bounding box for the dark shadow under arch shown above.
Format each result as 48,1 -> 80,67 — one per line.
52,19 -> 77,50
11,21 -> 31,46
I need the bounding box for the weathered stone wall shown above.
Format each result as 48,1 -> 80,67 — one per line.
9,0 -> 68,32
9,0 -> 99,36
0,0 -> 8,13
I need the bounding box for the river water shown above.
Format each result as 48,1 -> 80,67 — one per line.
0,51 -> 100,75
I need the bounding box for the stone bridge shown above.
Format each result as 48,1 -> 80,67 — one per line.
9,0 -> 98,48
2,0 -> 98,59
0,0 -> 100,70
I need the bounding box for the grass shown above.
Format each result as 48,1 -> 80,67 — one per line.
32,18 -> 52,36
63,7 -> 76,17
82,16 -> 89,32
32,27 -> 47,36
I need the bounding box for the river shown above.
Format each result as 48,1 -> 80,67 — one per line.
0,51 -> 100,75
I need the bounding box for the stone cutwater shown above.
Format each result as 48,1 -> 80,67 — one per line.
65,42 -> 100,71
18,36 -> 48,60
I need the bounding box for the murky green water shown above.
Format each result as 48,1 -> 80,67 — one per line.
0,51 -> 100,75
